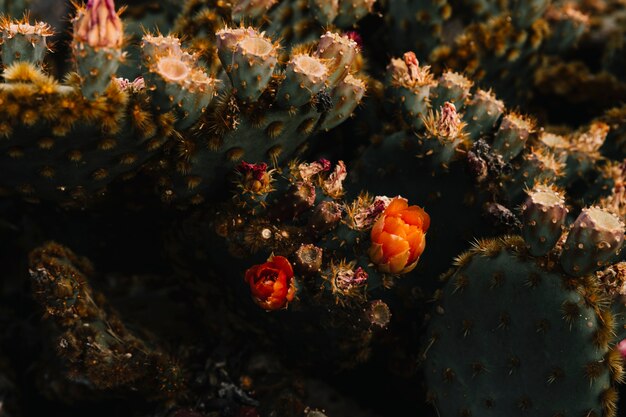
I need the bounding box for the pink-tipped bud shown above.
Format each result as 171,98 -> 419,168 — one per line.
403,51 -> 419,80
74,0 -> 122,48
437,102 -> 462,138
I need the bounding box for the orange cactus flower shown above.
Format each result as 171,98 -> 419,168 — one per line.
369,197 -> 430,274
244,255 -> 296,310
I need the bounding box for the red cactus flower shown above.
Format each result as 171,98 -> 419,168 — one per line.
369,197 -> 430,274
244,255 -> 296,310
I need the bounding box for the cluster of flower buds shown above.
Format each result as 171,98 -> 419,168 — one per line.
216,159 -> 430,312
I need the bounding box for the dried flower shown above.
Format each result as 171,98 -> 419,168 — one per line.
351,195 -> 391,230
298,158 -> 331,182
322,160 -> 347,198
237,161 -> 272,193
244,255 -> 296,310
369,197 -> 430,274
336,266 -> 368,290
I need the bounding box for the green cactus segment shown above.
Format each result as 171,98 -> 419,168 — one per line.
335,0 -> 375,27
266,0 -> 373,45
73,44 -> 124,99
492,113 -> 534,162
509,0 -> 550,29
521,186 -> 567,257
425,237 -> 620,417
277,54 -> 328,108
28,242 -> 183,398
142,39 -> 217,129
386,54 -> 433,131
544,3 -> 589,53
215,27 -> 254,71
506,148 -> 565,204
0,63 -> 174,205
71,1 -> 125,99
561,122 -> 609,184
314,32 -> 358,87
231,0 -> 276,23
561,207 -> 625,277
386,0 -> 451,57
321,74 -> 366,130
0,19 -> 52,67
429,71 -> 473,111
462,89 -> 505,141
420,102 -> 468,169
309,0 -> 339,25
228,34 -> 278,103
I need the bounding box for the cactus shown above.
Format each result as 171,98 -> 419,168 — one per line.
0,3 -> 364,206
423,189 -> 626,417
4,1 -> 626,417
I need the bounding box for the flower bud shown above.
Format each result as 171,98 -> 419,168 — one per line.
74,0 -> 123,48
244,255 -> 296,310
369,197 -> 430,274
294,244 -> 324,275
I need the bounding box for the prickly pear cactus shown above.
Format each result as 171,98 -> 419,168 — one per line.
424,187 -> 626,417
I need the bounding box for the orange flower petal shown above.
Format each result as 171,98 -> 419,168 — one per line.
379,232 -> 410,258
406,229 -> 425,263
387,250 -> 411,274
399,206 -> 427,228
369,242 -> 386,264
400,258 -> 418,274
269,255 -> 294,277
371,216 -> 386,242
384,197 -> 409,217
383,217 -> 408,238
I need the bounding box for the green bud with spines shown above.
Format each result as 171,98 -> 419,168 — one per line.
429,70 -> 473,111
320,73 -> 366,130
277,53 -> 328,108
507,147 -> 565,203
521,185 -> 567,256
544,3 -> 589,52
142,41 -> 217,128
140,34 -> 183,66
462,88 -> 505,141
561,207 -> 625,277
0,16 -> 53,67
225,29 -> 278,103
492,112 -> 534,161
314,31 -> 358,87
386,52 -> 434,131
420,102 -> 468,169
215,26 -> 257,72
72,0 -> 125,99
